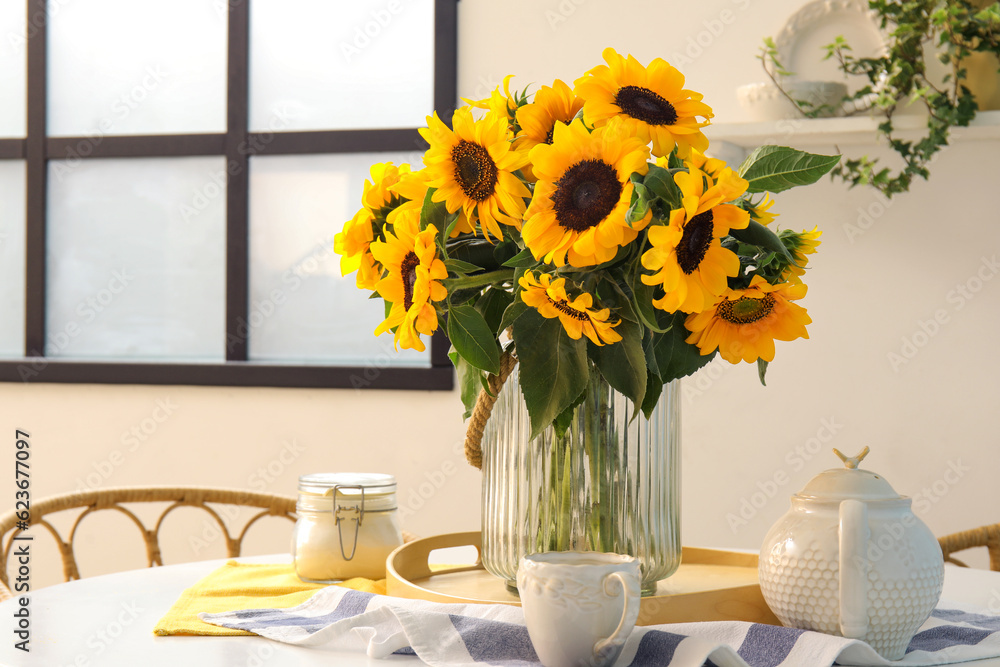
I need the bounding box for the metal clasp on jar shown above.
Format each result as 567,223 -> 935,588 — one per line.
332,484 -> 365,561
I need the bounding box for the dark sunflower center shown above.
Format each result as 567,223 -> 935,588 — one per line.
614,85 -> 678,126
400,252 -> 419,311
717,294 -> 776,324
551,159 -> 623,232
451,140 -> 498,202
676,210 -> 714,274
546,296 -> 590,321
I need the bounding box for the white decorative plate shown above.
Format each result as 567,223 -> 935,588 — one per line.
774,0 -> 887,91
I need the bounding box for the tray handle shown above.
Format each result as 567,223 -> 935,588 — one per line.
387,530 -> 483,581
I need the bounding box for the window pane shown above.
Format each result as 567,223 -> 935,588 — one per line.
248,153 -> 430,366
0,0 -> 26,137
0,161 -> 25,356
46,157 -> 226,360
249,0 -> 434,132
47,0 -> 227,137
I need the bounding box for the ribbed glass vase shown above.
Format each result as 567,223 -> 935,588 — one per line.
481,365 -> 681,595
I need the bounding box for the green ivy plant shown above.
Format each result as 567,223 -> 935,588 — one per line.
762,0 -> 1000,197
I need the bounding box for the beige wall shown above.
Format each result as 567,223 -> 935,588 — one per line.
5,0 -> 1000,587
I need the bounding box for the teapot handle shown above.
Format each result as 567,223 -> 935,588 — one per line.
839,499 -> 870,639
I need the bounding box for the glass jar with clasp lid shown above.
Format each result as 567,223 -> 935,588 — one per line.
291,472 -> 403,582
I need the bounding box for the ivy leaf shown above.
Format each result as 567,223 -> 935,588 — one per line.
512,309 -> 589,440
650,311 -> 716,381
502,247 -> 538,268
476,287 -> 515,335
729,220 -> 793,261
738,146 -> 841,194
448,347 -> 483,420
447,305 -> 501,375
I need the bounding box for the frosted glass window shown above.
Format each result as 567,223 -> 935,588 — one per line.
248,154 -> 429,366
249,0 -> 434,132
0,161 -> 25,356
47,0 -> 227,137
46,157 -> 226,360
0,0 -> 26,137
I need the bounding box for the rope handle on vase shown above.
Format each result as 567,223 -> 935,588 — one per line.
463,347 -> 519,470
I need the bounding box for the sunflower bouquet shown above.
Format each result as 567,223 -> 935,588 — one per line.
335,48 -> 838,441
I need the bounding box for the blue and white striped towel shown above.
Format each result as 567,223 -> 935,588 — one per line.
200,587 -> 1000,667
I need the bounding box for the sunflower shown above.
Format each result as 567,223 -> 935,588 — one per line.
463,75 -> 519,128
640,166 -> 750,314
518,271 -> 621,346
684,276 -> 811,364
334,162 -> 411,290
781,226 -> 821,283
522,118 -> 651,268
574,47 -> 713,158
514,79 -> 585,180
369,210 -> 448,352
419,108 -> 531,242
390,168 -> 476,237
748,193 -> 778,226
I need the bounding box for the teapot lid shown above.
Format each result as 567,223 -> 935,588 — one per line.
795,447 -> 902,501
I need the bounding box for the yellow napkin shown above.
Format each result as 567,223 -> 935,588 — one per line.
154,561 -> 386,636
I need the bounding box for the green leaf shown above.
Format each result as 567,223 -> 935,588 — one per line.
476,287 -> 514,335
448,347 -> 483,420
640,371 -> 663,420
738,146 -> 841,194
444,258 -> 484,275
420,188 -> 449,232
551,386 -> 588,437
757,358 -> 769,386
729,219 -> 793,261
447,305 -> 501,375
512,309 -> 589,440
631,270 -> 669,333
650,311 -> 716,382
502,247 -> 538,268
643,164 -> 682,208
626,191 -> 650,224
497,300 -> 529,335
590,319 -> 646,410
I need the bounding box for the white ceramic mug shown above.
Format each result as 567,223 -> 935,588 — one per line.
516,552 -> 640,667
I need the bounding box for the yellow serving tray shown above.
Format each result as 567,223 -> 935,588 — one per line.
385,532 -> 780,626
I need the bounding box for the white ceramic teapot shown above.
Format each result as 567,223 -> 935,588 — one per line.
758,447 -> 944,660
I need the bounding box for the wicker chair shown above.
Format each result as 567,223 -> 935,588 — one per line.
938,523 -> 1000,570
0,487 -> 297,600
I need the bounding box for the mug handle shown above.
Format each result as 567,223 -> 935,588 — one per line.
593,571 -> 640,659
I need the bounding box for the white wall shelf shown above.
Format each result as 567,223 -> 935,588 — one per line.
705,109 -> 1000,163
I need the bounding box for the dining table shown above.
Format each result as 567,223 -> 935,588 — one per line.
2,553 -> 1000,667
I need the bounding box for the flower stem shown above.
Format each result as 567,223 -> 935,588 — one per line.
444,269 -> 514,293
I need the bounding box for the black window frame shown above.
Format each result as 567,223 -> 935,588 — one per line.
0,0 -> 457,390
